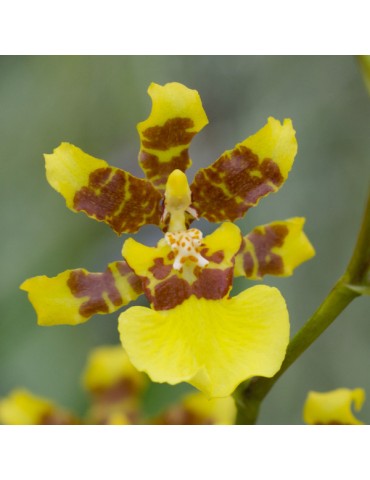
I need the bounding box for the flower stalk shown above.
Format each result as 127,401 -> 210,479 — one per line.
234,186 -> 370,424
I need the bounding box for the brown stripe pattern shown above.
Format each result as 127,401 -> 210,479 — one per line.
73,167 -> 163,234
67,261 -> 142,318
190,146 -> 283,222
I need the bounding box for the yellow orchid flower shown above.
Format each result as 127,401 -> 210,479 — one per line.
18,82 -> 316,399
21,82 -> 314,327
83,345 -> 147,397
155,391 -> 237,425
0,389 -> 77,425
82,345 -> 147,425
303,388 -> 366,425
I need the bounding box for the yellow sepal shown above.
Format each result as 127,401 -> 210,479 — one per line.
139,82 -> 208,134
45,143 -> 106,209
45,143 -> 162,234
190,117 -> 297,223
21,270 -> 88,326
303,388 -> 365,425
138,82 -> 208,190
241,117 -> 297,179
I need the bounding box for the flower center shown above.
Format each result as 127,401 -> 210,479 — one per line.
165,229 -> 209,271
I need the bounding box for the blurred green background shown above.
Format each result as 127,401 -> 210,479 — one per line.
0,56 -> 369,424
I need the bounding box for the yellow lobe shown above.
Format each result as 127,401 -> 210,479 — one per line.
0,389 -> 54,425
242,117 -> 297,179
20,272 -> 87,326
142,82 -> 209,133
107,412 -> 131,425
181,392 -> 237,425
158,392 -> 236,425
303,388 -> 365,425
20,260 -> 142,327
118,285 -> 289,398
137,82 -> 209,192
83,345 -> 147,393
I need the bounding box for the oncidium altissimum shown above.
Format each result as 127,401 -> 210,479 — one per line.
21,82 -> 315,397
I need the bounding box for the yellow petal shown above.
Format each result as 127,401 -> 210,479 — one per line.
138,82 -> 208,191
191,117 -> 297,222
20,261 -> 142,326
83,345 -> 147,394
118,285 -> 289,397
107,412 -> 131,425
122,223 -> 242,310
303,388 -> 365,425
159,392 -> 236,425
181,392 -> 236,425
0,389 -> 74,425
234,217 -> 315,279
45,143 -> 162,234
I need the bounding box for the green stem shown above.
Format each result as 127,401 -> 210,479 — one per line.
346,185 -> 370,290
234,279 -> 358,424
234,186 -> 370,424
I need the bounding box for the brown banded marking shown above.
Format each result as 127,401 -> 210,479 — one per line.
149,258 -> 173,280
139,149 -> 190,189
235,224 -> 289,279
200,248 -> 225,264
89,378 -> 141,403
141,118 -> 197,150
122,223 -> 242,311
41,411 -> 78,425
138,117 -> 201,192
191,146 -> 284,222
73,167 -> 163,234
248,225 -> 289,277
137,249 -> 235,311
67,261 -> 142,318
241,251 -> 254,277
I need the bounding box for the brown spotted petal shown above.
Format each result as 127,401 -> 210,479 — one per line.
20,261 -> 143,326
234,218 -> 315,280
45,143 -> 163,235
137,82 -> 208,192
122,223 -> 242,311
190,117 -> 297,223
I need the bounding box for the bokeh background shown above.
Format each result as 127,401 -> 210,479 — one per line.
0,56 -> 369,424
